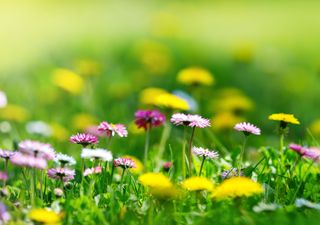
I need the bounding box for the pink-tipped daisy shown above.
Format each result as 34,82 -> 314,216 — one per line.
192,146 -> 219,159
70,133 -> 99,146
134,109 -> 166,130
10,152 -> 47,169
0,150 -> 15,160
234,122 -> 261,136
84,166 -> 102,176
0,172 -> 8,181
98,122 -> 128,137
290,144 -> 320,161
18,140 -> 55,160
47,168 -> 75,182
170,113 -> 210,128
289,144 -> 307,156
114,157 -> 136,169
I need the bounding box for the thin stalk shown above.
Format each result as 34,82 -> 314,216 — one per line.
188,127 -> 196,177
182,127 -> 187,178
238,136 -> 248,176
157,123 -> 172,165
144,124 -> 151,169
199,156 -> 206,176
31,168 -> 36,206
39,170 -> 43,200
120,168 -> 126,187
4,159 -> 8,187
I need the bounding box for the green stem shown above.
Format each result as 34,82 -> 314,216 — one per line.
238,136 -> 248,176
120,168 -> 126,187
31,168 -> 36,206
182,127 -> 187,178
199,156 -> 206,176
157,123 -> 172,164
188,127 -> 196,177
4,159 -> 8,187
144,124 -> 151,169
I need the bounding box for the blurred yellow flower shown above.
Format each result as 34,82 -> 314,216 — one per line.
268,113 -> 300,125
0,104 -> 28,122
213,95 -> 254,114
29,208 -> 62,225
181,177 -> 214,192
50,123 -> 69,141
212,112 -> 244,131
309,119 -> 320,136
75,59 -> 101,77
72,113 -> 97,131
139,87 -> 168,105
139,172 -> 178,199
123,155 -> 144,174
154,93 -> 190,111
52,68 -> 84,95
128,122 -> 144,135
177,67 -> 214,86
232,43 -> 255,63
212,177 -> 263,199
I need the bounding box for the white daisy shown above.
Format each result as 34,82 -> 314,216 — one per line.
81,148 -> 113,162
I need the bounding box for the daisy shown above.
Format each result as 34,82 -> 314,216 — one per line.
98,121 -> 128,137
54,153 -> 76,167
10,152 -> 47,169
134,109 -> 166,130
70,133 -> 99,146
170,113 -> 210,128
234,122 -> 261,136
0,150 -> 15,160
18,140 -> 55,160
114,157 -> 136,169
81,148 -> 113,162
25,121 -> 52,137
192,147 -> 219,159
47,168 -> 75,182
83,166 -> 102,176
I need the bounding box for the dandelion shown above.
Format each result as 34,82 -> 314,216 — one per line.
212,177 -> 263,199
181,177 -> 214,191
135,109 -> 165,167
84,166 -> 102,176
72,113 -> 97,131
0,104 -> 29,122
47,167 -> 75,182
154,93 -> 190,111
213,93 -> 253,115
177,67 -> 214,86
54,153 -> 76,167
81,148 -> 113,162
138,173 -> 178,199
171,113 -> 211,176
268,113 -> 300,127
98,121 -> 128,138
139,87 -> 167,105
173,90 -> 198,112
29,208 -> 61,225
211,112 -> 244,131
70,133 -> 99,147
52,68 -> 84,95
192,147 -> 219,176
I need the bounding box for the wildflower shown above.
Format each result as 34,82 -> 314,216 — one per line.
72,113 -> 97,131
173,90 -> 198,112
177,67 -> 214,86
18,140 -> 55,160
54,153 -> 76,167
295,198 -> 320,210
181,177 -> 214,191
54,188 -> 63,197
123,155 -> 144,174
114,158 -> 136,169
134,109 -> 166,130
154,93 -> 190,111
0,104 -> 28,122
309,119 -> 320,137
47,168 -> 75,182
84,166 -> 102,176
0,149 -> 15,160
139,87 -> 168,105
303,147 -> 320,161
85,125 -> 107,137
289,144 -> 307,156
26,121 -> 52,137
29,208 -> 61,224
234,122 -> 261,136
0,202 -> 10,223
75,59 -> 101,76
253,202 -> 281,213
212,177 -> 263,199
221,168 -> 244,179
170,113 -> 211,128
139,172 -> 178,199
70,133 -> 99,146
98,122 -> 128,137
0,91 -> 7,108
81,148 -> 113,162
212,112 -> 244,131
268,113 -> 300,128
213,94 -> 253,114
0,172 -> 8,181
163,161 -> 173,172
192,147 -> 219,159
10,152 -> 47,169
52,68 -> 84,95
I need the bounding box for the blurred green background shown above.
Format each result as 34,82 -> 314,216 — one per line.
1,0 -> 320,156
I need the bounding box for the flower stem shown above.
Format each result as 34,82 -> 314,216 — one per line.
188,127 -> 196,177
182,127 -> 187,178
199,156 -> 206,176
4,159 -> 8,187
120,168 -> 126,187
30,168 -> 36,206
238,136 -> 248,176
144,124 -> 151,170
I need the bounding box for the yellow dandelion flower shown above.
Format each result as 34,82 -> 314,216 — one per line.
29,208 -> 62,225
212,112 -> 245,131
309,119 -> 320,136
181,177 -> 214,192
50,123 -> 69,141
139,172 -> 178,199
72,113 -> 97,131
75,59 -> 101,77
154,93 -> 190,111
0,104 -> 28,122
177,67 -> 214,86
212,177 -> 263,199
139,87 -> 168,105
52,68 -> 84,95
213,95 -> 253,113
123,155 -> 144,174
268,113 -> 300,125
